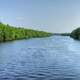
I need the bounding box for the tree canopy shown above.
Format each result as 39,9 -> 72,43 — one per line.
70,27 -> 80,40
0,23 -> 52,42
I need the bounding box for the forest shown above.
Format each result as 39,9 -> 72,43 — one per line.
70,27 -> 80,40
0,23 -> 52,42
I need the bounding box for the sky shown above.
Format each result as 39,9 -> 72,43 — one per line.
0,0 -> 80,33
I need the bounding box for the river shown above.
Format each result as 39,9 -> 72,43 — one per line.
0,36 -> 80,80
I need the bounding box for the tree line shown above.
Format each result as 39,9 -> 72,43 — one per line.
0,23 -> 52,42
70,27 -> 80,40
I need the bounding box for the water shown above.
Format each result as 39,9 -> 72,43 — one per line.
0,36 -> 80,80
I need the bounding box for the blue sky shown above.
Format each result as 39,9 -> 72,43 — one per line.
0,0 -> 80,33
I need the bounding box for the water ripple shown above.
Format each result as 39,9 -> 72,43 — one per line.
0,36 -> 80,80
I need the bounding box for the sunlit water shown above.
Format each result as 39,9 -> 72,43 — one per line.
0,36 -> 80,80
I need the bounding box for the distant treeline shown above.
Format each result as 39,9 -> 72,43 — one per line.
70,27 -> 80,40
53,33 -> 70,36
0,23 -> 52,42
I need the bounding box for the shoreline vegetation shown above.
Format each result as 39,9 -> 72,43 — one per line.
0,23 -> 52,42
70,27 -> 80,40
53,33 -> 70,36
0,22 -> 73,42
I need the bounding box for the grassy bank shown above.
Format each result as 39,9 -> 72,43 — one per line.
0,23 -> 52,42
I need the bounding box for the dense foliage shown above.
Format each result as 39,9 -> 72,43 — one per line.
70,27 -> 80,40
0,23 -> 51,42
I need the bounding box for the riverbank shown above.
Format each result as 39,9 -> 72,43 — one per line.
0,23 -> 52,42
53,33 -> 70,36
70,27 -> 80,40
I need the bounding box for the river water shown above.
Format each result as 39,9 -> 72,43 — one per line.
0,36 -> 80,80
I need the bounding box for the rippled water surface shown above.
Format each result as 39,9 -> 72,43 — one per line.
0,36 -> 80,80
